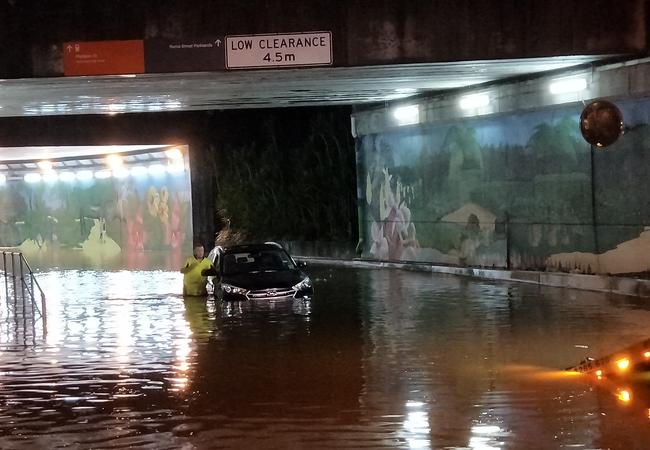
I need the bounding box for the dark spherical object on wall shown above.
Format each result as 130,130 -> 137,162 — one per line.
580,100 -> 624,148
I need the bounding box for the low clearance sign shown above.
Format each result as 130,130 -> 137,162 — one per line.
226,31 -> 332,69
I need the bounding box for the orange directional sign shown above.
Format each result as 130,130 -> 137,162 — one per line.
63,40 -> 145,76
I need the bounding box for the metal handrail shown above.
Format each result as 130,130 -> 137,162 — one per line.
1,251 -> 46,326
19,253 -> 46,317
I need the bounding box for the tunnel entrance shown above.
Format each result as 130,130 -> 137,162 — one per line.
0,144 -> 192,270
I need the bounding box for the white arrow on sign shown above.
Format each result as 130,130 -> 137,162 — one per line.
215,39 -> 222,47
66,44 -> 73,52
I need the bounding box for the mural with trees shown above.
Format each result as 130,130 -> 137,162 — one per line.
357,98 -> 650,276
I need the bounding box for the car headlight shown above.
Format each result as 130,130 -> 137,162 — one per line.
222,283 -> 248,295
292,278 -> 312,290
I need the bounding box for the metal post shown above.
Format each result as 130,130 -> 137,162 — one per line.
19,254 -> 26,320
41,292 -> 47,328
19,254 -> 25,299
590,144 -> 599,255
41,292 -> 47,336
505,212 -> 511,270
11,253 -> 16,298
27,258 -> 35,319
3,252 -> 8,304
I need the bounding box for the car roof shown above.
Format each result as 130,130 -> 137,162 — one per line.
221,243 -> 286,254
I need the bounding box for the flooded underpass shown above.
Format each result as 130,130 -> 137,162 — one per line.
0,265 -> 649,449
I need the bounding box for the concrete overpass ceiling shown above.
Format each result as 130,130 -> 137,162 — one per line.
0,55 -> 613,117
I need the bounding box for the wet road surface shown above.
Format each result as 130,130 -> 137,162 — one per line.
0,265 -> 649,449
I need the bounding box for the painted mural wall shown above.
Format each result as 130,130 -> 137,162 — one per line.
357,98 -> 650,276
0,164 -> 193,270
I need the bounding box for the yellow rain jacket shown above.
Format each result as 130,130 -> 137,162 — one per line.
181,256 -> 214,296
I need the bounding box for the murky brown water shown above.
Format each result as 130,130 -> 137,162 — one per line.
0,265 -> 649,449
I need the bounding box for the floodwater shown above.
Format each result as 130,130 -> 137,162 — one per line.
0,265 -> 649,449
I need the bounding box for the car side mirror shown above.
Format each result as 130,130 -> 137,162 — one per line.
296,261 -> 307,268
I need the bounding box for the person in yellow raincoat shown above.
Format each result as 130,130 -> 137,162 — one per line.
181,243 -> 217,296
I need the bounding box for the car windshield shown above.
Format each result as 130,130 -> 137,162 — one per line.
222,249 -> 296,275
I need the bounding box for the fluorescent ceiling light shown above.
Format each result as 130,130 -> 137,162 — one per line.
164,148 -> 183,160
106,154 -> 123,169
94,170 -> 112,179
393,105 -> 420,126
459,93 -> 490,110
37,160 -> 53,171
549,77 -> 587,94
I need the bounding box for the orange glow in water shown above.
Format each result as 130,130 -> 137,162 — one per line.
643,351 -> 650,359
617,389 -> 631,403
522,368 -> 582,381
616,358 -> 630,371
561,370 -> 581,377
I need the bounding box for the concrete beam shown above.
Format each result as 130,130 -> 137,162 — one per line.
0,0 -> 646,78
352,57 -> 650,136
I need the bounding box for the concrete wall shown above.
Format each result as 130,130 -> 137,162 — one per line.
346,0 -> 646,65
0,0 -> 645,78
352,58 -> 650,276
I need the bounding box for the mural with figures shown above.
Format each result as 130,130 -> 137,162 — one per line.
357,98 -> 650,276
0,163 -> 192,270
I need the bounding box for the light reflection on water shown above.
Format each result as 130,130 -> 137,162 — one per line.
0,266 -> 648,448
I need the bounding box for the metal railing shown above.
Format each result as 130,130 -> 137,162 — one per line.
1,251 -> 47,330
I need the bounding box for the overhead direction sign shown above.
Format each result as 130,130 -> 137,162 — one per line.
63,40 -> 145,76
225,31 -> 332,69
145,37 -> 225,73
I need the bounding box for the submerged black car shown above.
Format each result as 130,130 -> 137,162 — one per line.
209,242 -> 313,301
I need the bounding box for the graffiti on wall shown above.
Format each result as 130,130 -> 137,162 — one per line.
357,98 -> 650,275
